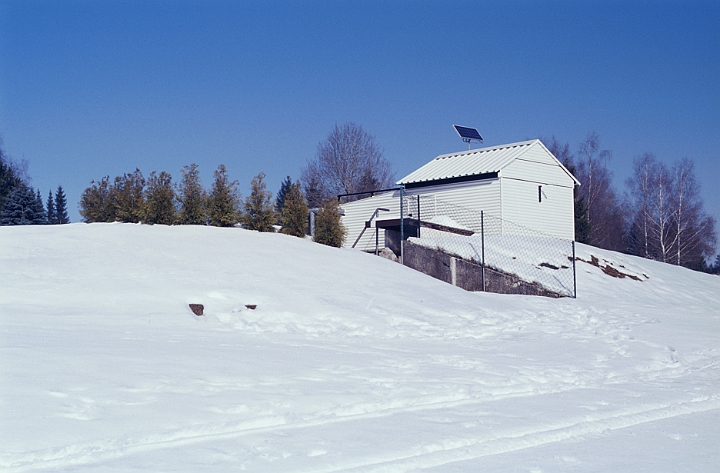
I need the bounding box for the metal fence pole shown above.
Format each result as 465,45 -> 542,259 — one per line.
375,223 -> 379,256
400,187 -> 404,265
481,210 -> 486,292
572,240 -> 577,298
417,195 -> 421,238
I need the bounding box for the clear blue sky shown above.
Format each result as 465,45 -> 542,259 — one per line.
1,0 -> 718,240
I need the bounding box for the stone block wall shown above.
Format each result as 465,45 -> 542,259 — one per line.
403,240 -> 563,298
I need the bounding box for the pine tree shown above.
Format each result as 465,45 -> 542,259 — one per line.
574,195 -> 591,244
280,181 -> 309,237
145,171 -> 177,225
79,176 -> 114,222
711,254 -> 720,275
0,186 -> 45,225
46,190 -> 57,224
313,198 -> 346,247
55,185 -> 69,224
111,169 -> 146,223
1,186 -> 31,225
177,163 -> 207,225
0,143 -> 25,214
34,189 -> 47,224
275,176 -> 293,217
207,164 -> 240,227
242,172 -> 275,232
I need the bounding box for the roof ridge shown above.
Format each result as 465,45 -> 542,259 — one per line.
397,139 -> 571,186
434,139 -> 537,161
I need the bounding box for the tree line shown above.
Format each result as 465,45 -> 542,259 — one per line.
0,139 -> 69,226
78,164 -> 347,247
3,124 -> 718,270
76,123 -> 388,248
545,133 -> 718,273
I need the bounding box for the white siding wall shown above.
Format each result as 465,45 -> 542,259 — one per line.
516,144 -> 558,165
500,178 -> 575,240
407,178 -> 502,218
341,159 -> 576,251
502,152 -> 576,187
340,179 -> 502,251
340,192 -> 401,251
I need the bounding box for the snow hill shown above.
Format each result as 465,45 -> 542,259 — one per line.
1,223 -> 719,472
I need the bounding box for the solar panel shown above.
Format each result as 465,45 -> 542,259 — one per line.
453,125 -> 483,149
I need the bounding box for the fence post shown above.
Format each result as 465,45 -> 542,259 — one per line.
572,240 -> 577,298
417,195 -> 421,238
400,187 -> 404,265
481,210 -> 486,292
375,220 -> 379,256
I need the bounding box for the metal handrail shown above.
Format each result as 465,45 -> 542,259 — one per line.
351,207 -> 390,250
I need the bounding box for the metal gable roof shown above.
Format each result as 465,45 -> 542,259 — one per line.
397,139 -> 579,186
397,140 -> 536,186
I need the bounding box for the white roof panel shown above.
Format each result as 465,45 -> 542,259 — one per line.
398,139 -> 539,185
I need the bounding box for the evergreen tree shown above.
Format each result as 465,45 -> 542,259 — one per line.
0,159 -> 22,215
46,190 -> 57,224
280,181 -> 309,237
313,198 -> 346,247
208,164 -> 240,227
34,189 -> 47,224
145,171 -> 177,225
177,163 -> 207,225
275,176 -> 292,217
79,176 -> 114,222
55,185 -> 69,224
0,186 -> 45,225
0,140 -> 26,215
111,169 -> 146,223
711,254 -> 720,275
242,172 -> 275,232
574,193 -> 591,244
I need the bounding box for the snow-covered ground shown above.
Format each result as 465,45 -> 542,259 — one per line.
1,223 -> 718,472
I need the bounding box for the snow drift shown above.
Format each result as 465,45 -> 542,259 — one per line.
1,223 -> 718,472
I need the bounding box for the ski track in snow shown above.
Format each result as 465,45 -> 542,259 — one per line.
1,224 -> 719,472
4,391 -> 719,472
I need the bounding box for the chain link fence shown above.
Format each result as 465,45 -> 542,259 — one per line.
400,195 -> 577,297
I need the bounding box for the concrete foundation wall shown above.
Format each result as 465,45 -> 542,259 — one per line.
403,240 -> 563,298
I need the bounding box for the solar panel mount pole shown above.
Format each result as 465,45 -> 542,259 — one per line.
453,125 -> 483,150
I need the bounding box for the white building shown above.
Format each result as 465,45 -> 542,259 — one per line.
340,139 -> 580,252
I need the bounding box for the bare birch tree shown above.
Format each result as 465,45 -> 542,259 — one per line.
649,160 -> 675,262
626,154 -> 716,269
574,133 -> 625,250
671,158 -> 717,268
626,153 -> 657,258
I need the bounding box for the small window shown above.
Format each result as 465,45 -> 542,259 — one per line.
538,185 -> 542,203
